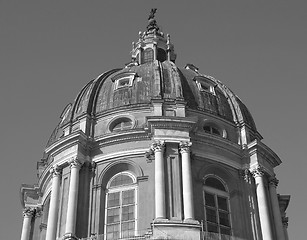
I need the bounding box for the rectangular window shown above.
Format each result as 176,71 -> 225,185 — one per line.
105,189 -> 136,239
204,191 -> 231,236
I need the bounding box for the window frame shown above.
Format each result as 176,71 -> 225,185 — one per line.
104,172 -> 138,240
111,73 -> 136,90
203,176 -> 232,238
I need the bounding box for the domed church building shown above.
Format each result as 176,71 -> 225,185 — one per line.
20,9 -> 290,240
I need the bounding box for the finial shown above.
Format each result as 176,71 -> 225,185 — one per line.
147,8 -> 159,33
167,34 -> 170,45
148,8 -> 157,20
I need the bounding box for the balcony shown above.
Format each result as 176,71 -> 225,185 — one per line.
79,231 -> 246,240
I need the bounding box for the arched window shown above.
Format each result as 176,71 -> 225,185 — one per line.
203,176 -> 231,237
105,172 -> 137,239
143,48 -> 154,63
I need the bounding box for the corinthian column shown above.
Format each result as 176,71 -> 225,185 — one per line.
64,158 -> 83,239
151,140 -> 166,219
269,177 -> 285,240
179,141 -> 194,220
46,165 -> 62,240
20,207 -> 35,240
251,167 -> 274,240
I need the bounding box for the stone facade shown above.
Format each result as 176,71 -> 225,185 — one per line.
20,10 -> 290,240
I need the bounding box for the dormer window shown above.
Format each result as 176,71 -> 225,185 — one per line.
194,76 -> 216,95
112,73 -> 136,90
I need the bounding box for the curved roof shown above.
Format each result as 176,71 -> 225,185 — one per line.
46,14 -> 257,148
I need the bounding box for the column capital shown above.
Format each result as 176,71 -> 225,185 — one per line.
179,141 -> 192,153
68,157 -> 83,170
23,207 -> 36,218
151,140 -> 165,152
34,206 -> 42,218
269,177 -> 279,187
251,166 -> 265,178
50,165 -> 62,177
63,233 -> 78,240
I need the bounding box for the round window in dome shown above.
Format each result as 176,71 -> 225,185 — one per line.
203,125 -> 221,136
109,117 -> 134,132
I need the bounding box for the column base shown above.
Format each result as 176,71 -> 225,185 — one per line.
63,233 -> 78,240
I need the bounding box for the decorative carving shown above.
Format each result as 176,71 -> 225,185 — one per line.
269,177 -> 279,187
63,233 -> 78,240
251,166 -> 265,178
240,168 -> 251,182
150,140 -> 165,152
23,207 -> 36,218
34,207 -> 42,218
68,157 -> 83,169
50,165 -> 62,177
179,141 -> 192,153
282,216 -> 289,228
145,148 -> 154,163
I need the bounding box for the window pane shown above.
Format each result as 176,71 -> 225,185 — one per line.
220,227 -> 231,236
118,78 -> 130,87
121,222 -> 135,238
122,189 -> 135,205
205,193 -> 215,207
204,125 -> 211,133
107,208 -> 120,223
122,205 -> 135,221
107,192 -> 120,207
212,127 -> 221,135
206,208 -> 217,223
205,178 -> 226,191
109,174 -> 133,187
218,196 -> 228,211
207,223 -> 218,233
106,224 -> 119,240
219,211 -> 230,227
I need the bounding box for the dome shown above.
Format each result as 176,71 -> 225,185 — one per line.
46,21 -> 257,148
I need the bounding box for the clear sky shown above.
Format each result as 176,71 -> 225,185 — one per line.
0,1 -> 306,239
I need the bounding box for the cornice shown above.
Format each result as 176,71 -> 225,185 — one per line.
193,150 -> 242,170
92,148 -> 148,163
20,184 -> 41,208
247,139 -> 282,168
192,134 -> 242,158
146,116 -> 198,132
45,130 -> 88,155
94,130 -> 150,148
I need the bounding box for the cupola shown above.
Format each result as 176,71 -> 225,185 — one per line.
131,9 -> 176,65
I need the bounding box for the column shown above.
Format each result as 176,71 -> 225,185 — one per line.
269,177 -> 286,240
151,140 -> 166,219
251,167 -> 274,240
46,165 -> 62,240
64,158 -> 83,239
20,207 -> 35,240
282,217 -> 289,240
179,141 -> 194,220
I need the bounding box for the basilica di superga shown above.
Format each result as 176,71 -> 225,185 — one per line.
20,9 -> 290,240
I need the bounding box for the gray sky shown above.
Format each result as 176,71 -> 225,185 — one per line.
0,1 -> 306,239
